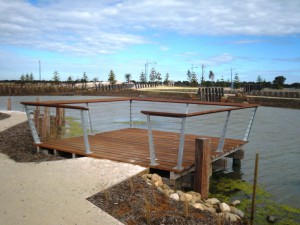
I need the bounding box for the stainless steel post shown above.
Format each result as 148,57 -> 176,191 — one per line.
146,114 -> 158,166
217,110 -> 231,152
86,103 -> 94,135
243,107 -> 258,141
174,117 -> 187,170
130,100 -> 133,128
24,105 -> 41,144
185,103 -> 189,114
81,109 -> 92,154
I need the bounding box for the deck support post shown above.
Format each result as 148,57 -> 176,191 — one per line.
146,114 -> 158,166
24,105 -> 41,145
194,138 -> 211,199
174,117 -> 187,170
80,109 -> 92,154
216,111 -> 231,152
243,106 -> 258,141
86,103 -> 94,135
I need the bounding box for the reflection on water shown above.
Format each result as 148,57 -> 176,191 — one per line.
0,96 -> 299,208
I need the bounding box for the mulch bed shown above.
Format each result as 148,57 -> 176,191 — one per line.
0,112 -> 243,224
88,175 -> 228,225
0,113 -> 63,162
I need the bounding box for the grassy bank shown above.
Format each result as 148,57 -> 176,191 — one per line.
210,172 -> 300,224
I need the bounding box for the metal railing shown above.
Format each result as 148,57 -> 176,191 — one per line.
21,98 -> 258,168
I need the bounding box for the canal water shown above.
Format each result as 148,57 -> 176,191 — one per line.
0,96 -> 299,208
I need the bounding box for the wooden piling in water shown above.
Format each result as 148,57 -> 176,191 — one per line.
194,138 -> 211,199
7,97 -> 11,110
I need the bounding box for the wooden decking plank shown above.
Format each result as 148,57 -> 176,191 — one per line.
38,128 -> 246,173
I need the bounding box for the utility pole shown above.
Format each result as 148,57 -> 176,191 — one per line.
145,60 -> 156,82
201,64 -> 206,86
39,60 -> 41,81
231,68 -> 235,89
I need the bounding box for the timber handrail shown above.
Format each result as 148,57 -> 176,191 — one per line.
141,105 -> 257,118
21,97 -> 259,108
21,102 -> 89,110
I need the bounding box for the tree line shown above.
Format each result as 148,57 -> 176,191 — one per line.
1,70 -> 299,90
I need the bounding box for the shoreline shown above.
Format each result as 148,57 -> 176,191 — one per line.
2,88 -> 300,109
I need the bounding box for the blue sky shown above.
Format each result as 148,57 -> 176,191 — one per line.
0,0 -> 299,84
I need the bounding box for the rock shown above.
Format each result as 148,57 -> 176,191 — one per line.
192,203 -> 205,210
206,198 -> 220,205
230,206 -> 244,218
219,202 -> 231,212
162,184 -> 170,190
151,173 -> 161,182
170,193 -> 179,201
154,179 -> 163,187
163,189 -> 174,196
205,207 -> 217,214
218,212 -> 240,222
228,213 -> 240,222
231,199 -> 241,206
179,193 -> 193,202
267,215 -> 281,223
187,191 -> 202,202
157,187 -> 163,192
146,173 -> 152,179
176,190 -> 185,196
185,193 -> 193,202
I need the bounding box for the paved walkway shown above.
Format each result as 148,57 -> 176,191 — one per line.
0,111 -> 147,225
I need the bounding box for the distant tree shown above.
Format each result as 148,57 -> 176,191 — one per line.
25,73 -> 30,81
187,69 -> 192,83
81,72 -> 88,88
149,67 -> 156,82
208,70 -> 215,86
256,75 -> 263,84
273,76 -> 286,89
29,73 -> 34,81
156,72 -> 162,83
124,73 -> 132,83
67,75 -> 73,83
20,74 -> 25,82
52,71 -> 60,84
234,73 -> 240,89
140,71 -> 146,83
108,70 -> 116,84
164,73 -> 170,85
291,82 -> 300,89
190,72 -> 198,87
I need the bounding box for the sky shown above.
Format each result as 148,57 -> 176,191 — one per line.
0,0 -> 299,84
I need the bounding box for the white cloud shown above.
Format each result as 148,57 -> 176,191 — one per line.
0,0 -> 300,56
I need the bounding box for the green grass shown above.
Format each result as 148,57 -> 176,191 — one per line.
209,174 -> 300,224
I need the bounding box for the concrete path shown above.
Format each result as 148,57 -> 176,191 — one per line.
0,111 -> 147,225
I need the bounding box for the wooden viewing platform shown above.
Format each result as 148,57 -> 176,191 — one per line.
21,97 -> 258,198
37,128 -> 247,173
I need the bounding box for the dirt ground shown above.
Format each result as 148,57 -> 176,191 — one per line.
0,112 -> 243,225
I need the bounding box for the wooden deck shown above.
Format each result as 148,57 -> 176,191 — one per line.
37,128 -> 247,173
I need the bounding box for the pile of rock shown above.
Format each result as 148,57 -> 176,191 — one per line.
142,173 -> 245,222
